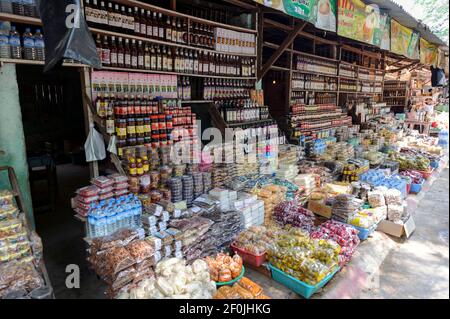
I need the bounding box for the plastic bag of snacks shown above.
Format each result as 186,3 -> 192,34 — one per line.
368,190 -> 386,208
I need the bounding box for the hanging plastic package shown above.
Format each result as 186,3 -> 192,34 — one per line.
108,135 -> 118,155
85,124 -> 106,162
38,0 -> 101,72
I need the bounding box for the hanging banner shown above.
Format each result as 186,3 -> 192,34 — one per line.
420,38 -> 438,66
337,0 -> 390,48
391,19 -> 420,60
253,0 -> 337,32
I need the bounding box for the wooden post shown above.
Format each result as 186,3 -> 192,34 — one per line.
257,7 -> 264,80
170,0 -> 176,11
79,67 -> 99,178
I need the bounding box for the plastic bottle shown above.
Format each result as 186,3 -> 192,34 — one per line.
0,22 -> 10,59
23,0 -> 35,17
34,28 -> 44,61
133,195 -> 142,228
22,27 -> 35,60
12,0 -> 24,16
9,25 -> 21,59
0,0 -> 13,13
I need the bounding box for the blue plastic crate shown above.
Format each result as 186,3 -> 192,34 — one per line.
410,180 -> 425,194
351,223 -> 378,241
268,264 -> 340,299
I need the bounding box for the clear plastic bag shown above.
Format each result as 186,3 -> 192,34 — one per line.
84,125 -> 106,162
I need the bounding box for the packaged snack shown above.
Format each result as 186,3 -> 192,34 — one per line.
238,277 -> 262,297
76,186 -> 100,197
0,190 -> 15,209
75,194 -> 99,204
99,192 -> 114,201
91,229 -> 140,251
109,174 -> 129,184
233,284 -> 254,299
105,246 -> 136,275
92,176 -> 115,189
0,207 -> 19,221
0,219 -> 23,238
126,240 -> 155,264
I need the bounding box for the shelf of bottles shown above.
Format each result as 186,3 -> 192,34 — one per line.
291,73 -> 338,92
293,53 -> 338,77
91,70 -> 200,161
383,80 -> 408,112
85,0 -> 257,79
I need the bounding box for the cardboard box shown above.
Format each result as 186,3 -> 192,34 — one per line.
377,215 -> 416,238
308,200 -> 332,219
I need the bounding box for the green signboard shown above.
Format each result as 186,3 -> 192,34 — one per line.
253,0 -> 337,32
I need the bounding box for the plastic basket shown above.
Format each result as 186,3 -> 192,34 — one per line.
410,180 -> 425,194
231,243 -> 266,268
216,266 -> 245,287
416,168 -> 434,180
351,223 -> 378,241
268,264 -> 340,299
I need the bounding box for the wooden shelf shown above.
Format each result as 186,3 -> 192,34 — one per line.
180,100 -> 213,104
384,96 -> 407,98
0,58 -> 87,68
90,27 -> 257,58
291,89 -> 338,93
228,118 -> 274,127
338,74 -> 358,80
293,70 -> 338,78
100,65 -> 257,80
293,50 -> 338,63
0,12 -> 42,25
110,0 -> 257,34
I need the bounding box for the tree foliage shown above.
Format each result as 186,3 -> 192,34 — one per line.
415,0 -> 449,44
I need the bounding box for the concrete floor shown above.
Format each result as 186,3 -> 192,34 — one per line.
35,164 -> 449,299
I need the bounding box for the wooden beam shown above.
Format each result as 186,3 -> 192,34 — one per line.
259,21 -> 306,80
263,18 -> 337,45
388,61 -> 419,73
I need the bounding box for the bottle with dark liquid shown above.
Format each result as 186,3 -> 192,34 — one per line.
140,8 -> 147,36
124,38 -> 131,68
146,10 -> 153,38
127,7 -> 135,34
117,37 -> 124,67
156,45 -> 162,71
99,1 -> 108,27
131,39 -> 138,69
165,15 -> 172,42
110,36 -> 118,67
95,34 -> 103,64
133,7 -> 140,34
144,43 -> 151,70
150,45 -> 157,70
138,40 -> 144,69
167,48 -> 173,72
152,12 -> 159,40
158,13 -> 165,39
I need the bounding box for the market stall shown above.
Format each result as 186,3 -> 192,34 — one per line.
0,0 -> 448,300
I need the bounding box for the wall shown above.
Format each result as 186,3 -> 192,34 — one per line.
0,63 -> 34,228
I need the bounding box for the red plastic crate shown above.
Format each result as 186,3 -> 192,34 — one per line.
231,242 -> 266,268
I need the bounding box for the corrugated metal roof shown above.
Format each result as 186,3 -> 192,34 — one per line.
365,0 -> 448,49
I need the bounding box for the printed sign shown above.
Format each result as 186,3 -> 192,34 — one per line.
391,19 -> 420,60
337,0 -> 390,49
253,0 -> 337,32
